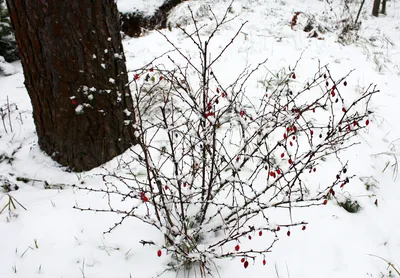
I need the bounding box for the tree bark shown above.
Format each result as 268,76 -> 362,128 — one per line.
6,0 -> 137,171
372,0 -> 381,16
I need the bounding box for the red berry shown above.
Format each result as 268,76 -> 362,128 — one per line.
241,258 -> 245,263
157,250 -> 162,257
344,81 -> 347,86
277,226 -> 280,231
313,168 -> 316,172
353,121 -> 358,127
284,133 -> 287,139
164,185 -> 169,190
313,108 -> 316,113
259,231 -> 263,236
270,171 -> 276,178
292,73 -> 296,79
310,130 -> 314,135
290,141 -> 293,146
293,126 -> 297,132
287,231 -> 291,236
329,188 -> 335,196
159,76 -> 163,81
302,226 -> 306,230
281,153 -> 285,158
288,158 -> 293,165
365,119 -> 370,126
324,74 -> 327,79
183,183 -> 187,187
71,99 -> 77,105
331,90 -> 335,97
323,199 -> 328,205
235,245 -> 240,251
248,235 -> 252,240
216,88 -> 220,93
149,68 -> 154,72
244,261 -> 249,269
276,169 -> 281,175
292,136 -> 296,140
263,259 -> 266,265
134,74 -> 139,80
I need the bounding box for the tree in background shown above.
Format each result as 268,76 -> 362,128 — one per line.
6,0 -> 137,171
372,0 -> 387,16
0,0 -> 18,62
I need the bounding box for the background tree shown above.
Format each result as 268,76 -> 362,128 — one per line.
372,0 -> 381,16
0,0 -> 18,62
5,0 -> 137,171
381,0 -> 387,14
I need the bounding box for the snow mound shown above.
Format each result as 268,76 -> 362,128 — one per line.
0,56 -> 16,76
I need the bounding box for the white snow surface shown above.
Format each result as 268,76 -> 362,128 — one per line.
116,0 -> 165,16
1,0 -> 400,278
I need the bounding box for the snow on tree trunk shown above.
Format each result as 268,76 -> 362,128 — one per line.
5,0 -> 137,171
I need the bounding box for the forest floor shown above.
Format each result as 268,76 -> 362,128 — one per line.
1,0 -> 400,277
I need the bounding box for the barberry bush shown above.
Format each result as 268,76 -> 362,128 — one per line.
76,2 -> 377,277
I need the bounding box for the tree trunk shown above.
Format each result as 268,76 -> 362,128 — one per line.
6,0 -> 137,171
381,0 -> 387,14
372,0 -> 381,16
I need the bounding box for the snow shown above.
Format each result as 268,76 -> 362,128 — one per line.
0,56 -> 17,76
116,0 -> 165,16
1,0 -> 400,277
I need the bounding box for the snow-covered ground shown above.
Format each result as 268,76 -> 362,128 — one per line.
116,0 -> 165,16
1,0 -> 400,277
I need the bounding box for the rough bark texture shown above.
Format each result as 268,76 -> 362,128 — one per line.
120,0 -> 182,37
372,0 -> 381,16
6,0 -> 137,171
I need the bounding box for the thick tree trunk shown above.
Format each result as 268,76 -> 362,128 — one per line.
6,0 -> 137,171
372,0 -> 381,16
